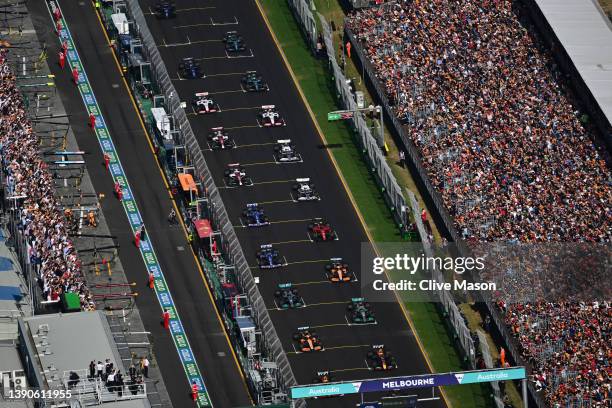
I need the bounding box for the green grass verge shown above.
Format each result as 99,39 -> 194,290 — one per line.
258,1 -> 492,407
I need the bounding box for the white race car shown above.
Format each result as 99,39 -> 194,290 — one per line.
207,127 -> 234,150
292,178 -> 320,201
274,139 -> 301,162
193,92 -> 219,114
257,105 -> 286,127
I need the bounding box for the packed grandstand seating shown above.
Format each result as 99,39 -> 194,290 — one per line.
347,1 -> 611,406
0,49 -> 92,310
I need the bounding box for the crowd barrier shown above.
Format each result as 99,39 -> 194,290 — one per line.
318,16 -> 410,231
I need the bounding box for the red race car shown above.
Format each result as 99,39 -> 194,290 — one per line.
308,218 -> 337,242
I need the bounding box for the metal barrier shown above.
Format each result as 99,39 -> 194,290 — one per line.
287,0 -> 318,51
123,0 -> 298,403
406,189 -> 476,367
318,15 -> 410,231
477,331 -> 505,408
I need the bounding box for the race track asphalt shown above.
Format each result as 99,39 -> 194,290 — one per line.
136,1 -> 447,407
27,0 -> 252,406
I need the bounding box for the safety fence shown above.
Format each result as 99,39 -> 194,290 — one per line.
118,0 -> 298,405
477,331 -> 505,408
317,15 -> 411,233
286,0 -> 318,52
406,189 -> 476,368
343,24 -> 547,408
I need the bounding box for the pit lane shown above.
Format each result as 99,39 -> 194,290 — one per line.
138,1 -> 446,406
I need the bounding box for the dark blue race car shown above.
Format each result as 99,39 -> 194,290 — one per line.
154,1 -> 175,18
178,57 -> 204,79
257,244 -> 283,269
242,203 -> 270,227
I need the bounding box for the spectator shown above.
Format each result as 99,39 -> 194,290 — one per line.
0,47 -> 92,311
346,2 -> 612,406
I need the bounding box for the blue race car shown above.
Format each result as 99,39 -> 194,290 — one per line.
257,244 -> 283,269
178,57 -> 204,79
154,1 -> 175,18
242,203 -> 270,227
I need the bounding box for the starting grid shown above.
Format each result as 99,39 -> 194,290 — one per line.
47,0 -> 211,406
291,367 -> 527,400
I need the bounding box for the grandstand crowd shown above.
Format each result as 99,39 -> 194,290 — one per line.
347,1 -> 611,406
0,48 -> 92,310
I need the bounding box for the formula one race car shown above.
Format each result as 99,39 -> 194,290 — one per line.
257,105 -> 286,127
274,283 -> 304,309
308,218 -> 338,242
192,92 -> 219,114
292,178 -> 320,202
242,203 -> 269,227
207,127 -> 234,150
223,31 -> 247,52
347,298 -> 376,324
256,244 -> 283,269
274,139 -> 301,163
293,328 -> 323,352
154,1 -> 175,18
178,57 -> 204,79
325,258 -> 352,282
313,371 -> 332,384
224,163 -> 252,187
241,71 -> 269,92
367,345 -> 397,371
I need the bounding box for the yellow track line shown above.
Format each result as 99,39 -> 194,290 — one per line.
91,4 -> 253,403
254,2 -> 451,406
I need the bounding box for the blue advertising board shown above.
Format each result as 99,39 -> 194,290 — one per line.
291,367 -> 526,399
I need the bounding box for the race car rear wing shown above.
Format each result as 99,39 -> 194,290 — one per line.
297,326 -> 310,331
295,178 -> 310,183
277,139 -> 291,144
211,126 -> 224,131
278,283 -> 292,289
351,297 -> 365,302
260,244 -> 273,249
261,104 -> 276,109
246,203 -> 259,208
195,92 -> 209,97
227,163 -> 240,167
330,257 -> 343,262
372,344 -> 385,349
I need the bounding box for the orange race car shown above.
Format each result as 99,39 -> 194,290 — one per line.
293,328 -> 323,352
325,258 -> 352,282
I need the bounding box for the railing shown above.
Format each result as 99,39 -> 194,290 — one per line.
318,15 -> 410,232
